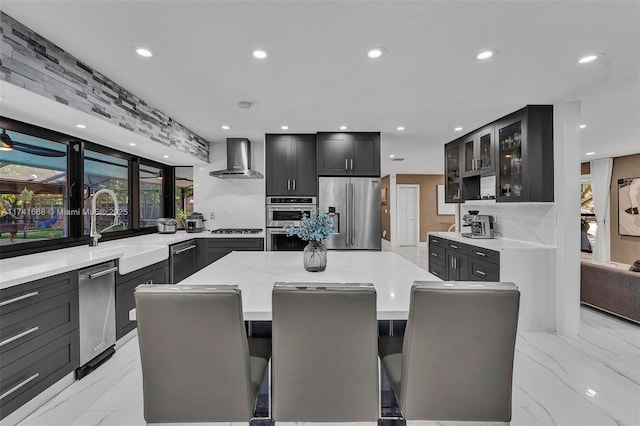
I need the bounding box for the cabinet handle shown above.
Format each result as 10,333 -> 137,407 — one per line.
476,270 -> 487,276
0,373 -> 40,400
450,244 -> 458,249
432,239 -> 438,244
345,159 -> 348,171
0,291 -> 38,307
454,257 -> 457,269
287,179 -> 291,191
174,244 -> 197,255
431,252 -> 438,257
293,179 -> 296,191
475,251 -> 486,257
350,158 -> 353,170
432,270 -> 439,277
89,266 -> 118,280
0,326 -> 39,347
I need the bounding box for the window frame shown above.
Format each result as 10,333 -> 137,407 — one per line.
0,116 -> 173,259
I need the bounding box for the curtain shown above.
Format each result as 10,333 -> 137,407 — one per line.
590,158 -> 613,261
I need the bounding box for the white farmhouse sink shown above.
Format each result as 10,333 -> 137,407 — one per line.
91,243 -> 169,275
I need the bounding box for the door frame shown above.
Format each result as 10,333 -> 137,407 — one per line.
396,184 -> 420,246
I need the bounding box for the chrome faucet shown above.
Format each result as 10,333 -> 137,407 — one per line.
89,189 -> 120,247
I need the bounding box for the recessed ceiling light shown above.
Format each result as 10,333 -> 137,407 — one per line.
252,49 -> 270,60
339,125 -> 348,130
580,124 -> 587,129
367,48 -> 385,59
454,127 -> 463,132
75,124 -> 86,129
281,125 -> 289,130
163,155 -> 169,159
389,154 -> 395,158
585,152 -> 596,156
135,47 -> 154,58
578,53 -> 603,64
221,125 -> 231,130
129,142 -> 136,146
475,49 -> 498,61
396,126 -> 405,131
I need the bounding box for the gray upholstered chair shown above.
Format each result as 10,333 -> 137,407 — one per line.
134,285 -> 271,423
379,281 -> 520,422
271,282 -> 379,422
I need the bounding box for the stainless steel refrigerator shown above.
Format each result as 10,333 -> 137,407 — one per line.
319,177 -> 381,250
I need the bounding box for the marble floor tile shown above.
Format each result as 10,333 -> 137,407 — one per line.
10,246 -> 640,426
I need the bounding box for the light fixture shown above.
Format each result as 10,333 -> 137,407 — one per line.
76,124 -> 86,129
252,48 -> 270,60
238,101 -> 252,109
367,47 -> 385,59
221,125 -> 231,130
578,53 -> 603,64
135,47 -> 154,58
389,154 -> 395,158
339,125 -> 348,130
454,127 -> 463,132
396,126 -> 405,131
129,142 -> 136,146
585,152 -> 596,156
0,129 -> 14,151
585,388 -> 597,398
281,125 -> 289,130
580,124 -> 587,129
163,155 -> 169,159
157,170 -> 163,180
475,49 -> 498,61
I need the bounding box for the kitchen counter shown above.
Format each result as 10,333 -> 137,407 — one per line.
429,232 -> 556,250
0,230 -> 265,290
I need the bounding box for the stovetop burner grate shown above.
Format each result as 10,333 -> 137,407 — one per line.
211,228 -> 262,234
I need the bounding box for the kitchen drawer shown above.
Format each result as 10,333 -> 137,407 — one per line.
468,257 -> 500,282
0,272 -> 77,316
469,246 -> 500,264
428,235 -> 445,248
429,262 -> 447,280
1,290 -> 79,367
0,331 -> 79,420
201,238 -> 264,250
428,244 -> 446,267
445,240 -> 469,255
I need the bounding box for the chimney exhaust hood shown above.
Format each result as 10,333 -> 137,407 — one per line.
209,138 -> 263,179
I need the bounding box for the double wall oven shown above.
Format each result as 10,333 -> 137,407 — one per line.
266,196 -> 316,251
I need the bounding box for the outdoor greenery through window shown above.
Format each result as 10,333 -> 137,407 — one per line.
581,182 -> 596,253
0,128 -> 68,244
84,149 -> 129,235
139,164 -> 163,228
174,167 -> 193,229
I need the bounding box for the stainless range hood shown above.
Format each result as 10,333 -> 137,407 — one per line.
209,138 -> 264,179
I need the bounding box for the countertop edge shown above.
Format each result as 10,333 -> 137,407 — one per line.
428,232 -> 556,250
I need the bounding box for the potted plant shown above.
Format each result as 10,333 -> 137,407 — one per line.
284,208 -> 336,272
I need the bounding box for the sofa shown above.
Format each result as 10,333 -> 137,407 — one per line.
580,260 -> 640,324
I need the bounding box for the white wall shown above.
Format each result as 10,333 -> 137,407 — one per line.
460,202 -> 556,247
193,139 -> 266,230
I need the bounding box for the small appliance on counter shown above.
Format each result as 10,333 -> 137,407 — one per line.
157,218 -> 177,234
185,212 -> 206,233
461,210 -> 496,239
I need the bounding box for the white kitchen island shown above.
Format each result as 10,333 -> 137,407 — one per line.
179,250 -> 439,320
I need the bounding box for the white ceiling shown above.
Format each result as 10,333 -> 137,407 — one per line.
1,0 -> 639,175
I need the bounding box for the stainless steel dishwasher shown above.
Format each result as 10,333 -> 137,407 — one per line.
170,239 -> 197,284
76,261 -> 117,379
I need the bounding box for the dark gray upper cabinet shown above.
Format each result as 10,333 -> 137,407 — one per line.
495,105 -> 554,202
444,105 -> 553,203
317,132 -> 380,177
266,134 -> 317,196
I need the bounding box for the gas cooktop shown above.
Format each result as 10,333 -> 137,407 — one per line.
211,228 -> 262,234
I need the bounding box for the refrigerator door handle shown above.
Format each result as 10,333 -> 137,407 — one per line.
345,158 -> 348,171
351,182 -> 355,246
345,182 -> 350,247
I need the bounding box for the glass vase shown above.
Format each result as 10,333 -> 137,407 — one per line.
304,241 -> 327,272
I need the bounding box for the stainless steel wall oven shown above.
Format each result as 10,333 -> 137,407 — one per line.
266,196 -> 316,250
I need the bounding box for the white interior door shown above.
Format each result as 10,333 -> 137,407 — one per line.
397,184 -> 419,246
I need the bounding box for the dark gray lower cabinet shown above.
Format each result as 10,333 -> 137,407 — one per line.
0,272 -> 79,420
197,238 -> 264,270
115,260 -> 169,340
428,236 -> 500,281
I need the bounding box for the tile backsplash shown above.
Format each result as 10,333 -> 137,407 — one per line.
462,202 -> 556,247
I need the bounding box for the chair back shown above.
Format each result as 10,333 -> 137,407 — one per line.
272,282 -> 379,421
401,281 -> 520,421
134,285 -> 254,422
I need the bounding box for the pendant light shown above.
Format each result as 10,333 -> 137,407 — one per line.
0,130 -> 14,151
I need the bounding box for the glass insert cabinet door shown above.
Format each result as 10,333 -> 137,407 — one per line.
445,142 -> 463,202
497,120 -> 524,200
463,127 -> 495,178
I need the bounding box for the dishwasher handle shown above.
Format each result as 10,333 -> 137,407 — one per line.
173,244 -> 197,255
88,266 -> 119,280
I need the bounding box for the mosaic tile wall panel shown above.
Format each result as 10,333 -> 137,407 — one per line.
0,12 -> 209,162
